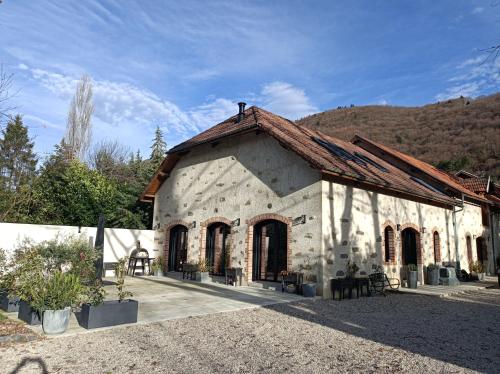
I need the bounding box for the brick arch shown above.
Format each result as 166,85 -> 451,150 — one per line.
199,216 -> 233,263
381,220 -> 396,263
399,223 -> 423,265
163,220 -> 190,272
245,213 -> 293,282
431,228 -> 442,263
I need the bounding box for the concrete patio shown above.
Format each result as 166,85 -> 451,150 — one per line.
7,274 -> 303,337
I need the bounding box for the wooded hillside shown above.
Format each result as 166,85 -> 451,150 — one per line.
296,94 -> 500,180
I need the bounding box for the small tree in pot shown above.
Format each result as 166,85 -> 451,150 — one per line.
470,261 -> 485,281
0,248 -> 20,313
151,256 -> 165,277
407,264 -> 418,289
196,258 -> 211,283
31,272 -> 83,335
78,256 -> 138,329
427,263 -> 440,285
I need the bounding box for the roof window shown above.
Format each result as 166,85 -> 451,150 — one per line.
313,137 -> 367,167
354,152 -> 389,172
410,176 -> 446,195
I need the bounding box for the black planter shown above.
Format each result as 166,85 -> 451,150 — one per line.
18,300 -> 41,325
0,291 -> 20,312
78,299 -> 138,329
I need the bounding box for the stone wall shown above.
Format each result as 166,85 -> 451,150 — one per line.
320,180 -> 489,297
153,131 -> 323,288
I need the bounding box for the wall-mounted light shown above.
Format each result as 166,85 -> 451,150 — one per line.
421,227 -> 426,234
189,221 -> 196,229
396,224 -> 401,231
231,218 -> 240,227
153,222 -> 161,230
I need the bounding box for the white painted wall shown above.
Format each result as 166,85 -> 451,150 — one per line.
0,222 -> 156,263
321,180 -> 489,297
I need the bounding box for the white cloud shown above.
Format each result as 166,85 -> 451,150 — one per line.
258,81 -> 318,119
472,7 -> 484,14
436,55 -> 500,101
24,66 -> 237,141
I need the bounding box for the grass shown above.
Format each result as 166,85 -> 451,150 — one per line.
0,311 -> 7,322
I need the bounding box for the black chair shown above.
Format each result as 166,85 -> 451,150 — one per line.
368,272 -> 400,296
182,263 -> 197,280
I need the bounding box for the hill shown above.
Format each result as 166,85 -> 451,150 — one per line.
296,93 -> 500,181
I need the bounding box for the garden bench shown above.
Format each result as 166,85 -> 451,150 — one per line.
368,272 -> 400,296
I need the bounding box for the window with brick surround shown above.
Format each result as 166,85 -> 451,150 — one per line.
384,226 -> 395,262
433,231 -> 441,263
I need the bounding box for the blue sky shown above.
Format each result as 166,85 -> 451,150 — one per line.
0,0 -> 498,160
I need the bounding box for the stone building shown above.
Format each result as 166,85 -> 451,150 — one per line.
141,104 -> 499,298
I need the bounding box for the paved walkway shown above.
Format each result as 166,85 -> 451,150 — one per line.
8,275 -> 303,337
394,276 -> 497,297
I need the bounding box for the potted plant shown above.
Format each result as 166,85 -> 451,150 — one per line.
31,272 -> 83,335
0,248 -> 20,313
78,256 -> 138,329
427,263 -> 440,285
470,261 -> 485,281
195,259 -> 211,283
302,274 -> 317,297
346,261 -> 359,279
151,256 -> 165,277
407,264 -> 418,289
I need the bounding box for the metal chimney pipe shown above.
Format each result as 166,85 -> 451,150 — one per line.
237,102 -> 246,123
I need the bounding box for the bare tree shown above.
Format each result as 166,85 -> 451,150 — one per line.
65,74 -> 94,160
0,64 -> 16,122
87,139 -> 131,180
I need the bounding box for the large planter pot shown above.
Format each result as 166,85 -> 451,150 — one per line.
18,300 -> 41,325
427,269 -> 439,286
302,283 -> 316,297
154,269 -> 164,277
408,271 -> 418,289
0,291 -> 20,312
78,299 -> 138,329
477,272 -> 485,281
195,271 -> 210,283
42,307 -> 71,335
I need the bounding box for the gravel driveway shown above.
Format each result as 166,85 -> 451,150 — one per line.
2,288 -> 499,374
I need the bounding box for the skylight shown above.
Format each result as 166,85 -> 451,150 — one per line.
313,137 -> 367,167
410,176 -> 446,195
354,152 -> 389,172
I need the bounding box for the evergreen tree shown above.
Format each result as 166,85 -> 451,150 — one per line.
0,115 -> 37,191
150,125 -> 167,166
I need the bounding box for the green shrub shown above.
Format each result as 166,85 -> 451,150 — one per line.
31,272 -> 84,312
469,261 -> 484,273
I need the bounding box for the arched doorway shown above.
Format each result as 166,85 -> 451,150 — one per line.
205,222 -> 231,275
401,228 -> 419,266
168,225 -> 188,272
476,236 -> 487,267
252,220 -> 288,282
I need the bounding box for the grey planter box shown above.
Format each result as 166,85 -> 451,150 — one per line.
408,271 -> 418,289
427,269 -> 439,285
18,300 -> 41,325
195,272 -> 210,283
302,283 -> 316,297
42,307 -> 71,335
78,299 -> 138,329
0,291 -> 20,312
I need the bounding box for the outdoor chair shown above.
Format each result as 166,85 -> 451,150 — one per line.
182,263 -> 197,280
368,272 -> 400,296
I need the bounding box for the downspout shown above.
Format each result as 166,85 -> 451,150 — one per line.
452,193 -> 464,270
490,210 -> 497,274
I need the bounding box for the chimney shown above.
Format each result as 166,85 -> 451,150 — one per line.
237,102 -> 246,123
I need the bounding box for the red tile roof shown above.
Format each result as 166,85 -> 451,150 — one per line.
141,106 -> 480,206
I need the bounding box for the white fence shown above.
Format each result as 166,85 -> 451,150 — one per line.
0,222 -> 156,264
